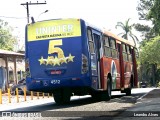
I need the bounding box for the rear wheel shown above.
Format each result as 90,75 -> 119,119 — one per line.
91,92 -> 101,101
125,77 -> 133,96
92,77 -> 112,101
53,88 -> 71,105
125,88 -> 131,96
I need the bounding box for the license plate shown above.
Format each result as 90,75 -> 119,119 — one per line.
51,70 -> 61,74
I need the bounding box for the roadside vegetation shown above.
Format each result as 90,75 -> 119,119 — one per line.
0,19 -> 18,51
135,0 -> 160,87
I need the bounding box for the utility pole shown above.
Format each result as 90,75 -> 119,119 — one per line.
21,1 -> 47,23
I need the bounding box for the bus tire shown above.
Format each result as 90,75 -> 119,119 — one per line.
106,77 -> 112,100
92,78 -> 112,101
91,92 -> 101,101
125,77 -> 133,96
54,93 -> 63,105
125,88 -> 131,96
53,89 -> 71,105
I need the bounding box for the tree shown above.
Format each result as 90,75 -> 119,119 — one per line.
0,19 -> 17,51
147,0 -> 160,35
138,36 -> 160,86
134,0 -> 154,41
135,0 -> 160,87
140,36 -> 160,65
134,23 -> 154,41
136,0 -> 154,20
115,18 -> 139,46
135,0 -> 160,40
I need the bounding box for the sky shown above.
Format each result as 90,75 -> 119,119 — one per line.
0,0 -> 144,50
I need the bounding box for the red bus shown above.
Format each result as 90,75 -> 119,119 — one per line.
25,18 -> 138,104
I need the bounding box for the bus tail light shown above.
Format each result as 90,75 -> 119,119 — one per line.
72,78 -> 80,80
81,54 -> 88,74
25,59 -> 30,77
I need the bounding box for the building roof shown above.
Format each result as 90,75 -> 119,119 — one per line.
0,49 -> 24,57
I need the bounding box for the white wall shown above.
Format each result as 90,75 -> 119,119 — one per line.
0,58 -> 5,67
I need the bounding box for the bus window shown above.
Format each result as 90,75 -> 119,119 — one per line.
93,33 -> 101,60
122,44 -> 126,52
126,45 -> 132,62
126,45 -> 130,54
122,44 -> 128,61
110,38 -> 118,59
87,29 -> 95,53
103,36 -> 111,57
104,36 -> 109,47
110,38 -> 116,49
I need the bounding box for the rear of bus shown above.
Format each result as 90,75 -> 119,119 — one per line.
25,18 -> 90,93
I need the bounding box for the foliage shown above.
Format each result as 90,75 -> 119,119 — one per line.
138,36 -> 160,86
134,23 -> 154,41
135,0 -> 160,86
115,18 -> 139,46
134,0 -> 155,40
147,0 -> 160,35
158,82 -> 160,88
0,19 -> 17,51
139,36 -> 160,65
137,0 -> 154,20
136,0 -> 160,40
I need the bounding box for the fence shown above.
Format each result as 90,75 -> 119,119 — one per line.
0,87 -> 52,104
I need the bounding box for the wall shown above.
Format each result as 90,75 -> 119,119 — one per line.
0,58 -> 5,67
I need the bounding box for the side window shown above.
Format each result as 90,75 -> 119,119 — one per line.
122,44 -> 132,62
87,29 -> 94,53
126,45 -> 132,62
110,38 -> 118,59
122,44 -> 126,52
103,36 -> 111,57
126,45 -> 130,54
110,38 -> 116,49
93,33 -> 101,60
122,44 -> 128,61
104,36 -> 109,47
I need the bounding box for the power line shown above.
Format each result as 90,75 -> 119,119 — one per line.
0,16 -> 26,19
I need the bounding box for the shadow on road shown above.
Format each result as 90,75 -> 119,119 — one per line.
5,92 -> 145,112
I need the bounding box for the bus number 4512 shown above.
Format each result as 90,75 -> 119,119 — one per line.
51,80 -> 61,84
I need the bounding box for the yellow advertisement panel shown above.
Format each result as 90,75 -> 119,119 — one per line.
27,19 -> 81,41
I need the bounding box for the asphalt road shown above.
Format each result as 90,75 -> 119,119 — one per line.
0,88 -> 154,120
0,88 -> 155,120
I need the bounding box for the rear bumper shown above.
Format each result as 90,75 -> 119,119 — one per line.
26,76 -> 91,92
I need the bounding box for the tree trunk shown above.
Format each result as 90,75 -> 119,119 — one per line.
151,64 -> 156,87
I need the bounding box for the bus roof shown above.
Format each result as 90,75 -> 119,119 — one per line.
103,30 -> 135,47
85,20 -> 135,47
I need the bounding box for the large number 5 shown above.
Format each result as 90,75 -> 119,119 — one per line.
48,39 -> 65,59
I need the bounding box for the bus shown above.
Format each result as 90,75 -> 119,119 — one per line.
25,18 -> 138,104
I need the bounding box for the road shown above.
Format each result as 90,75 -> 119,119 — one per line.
0,88 -> 155,119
